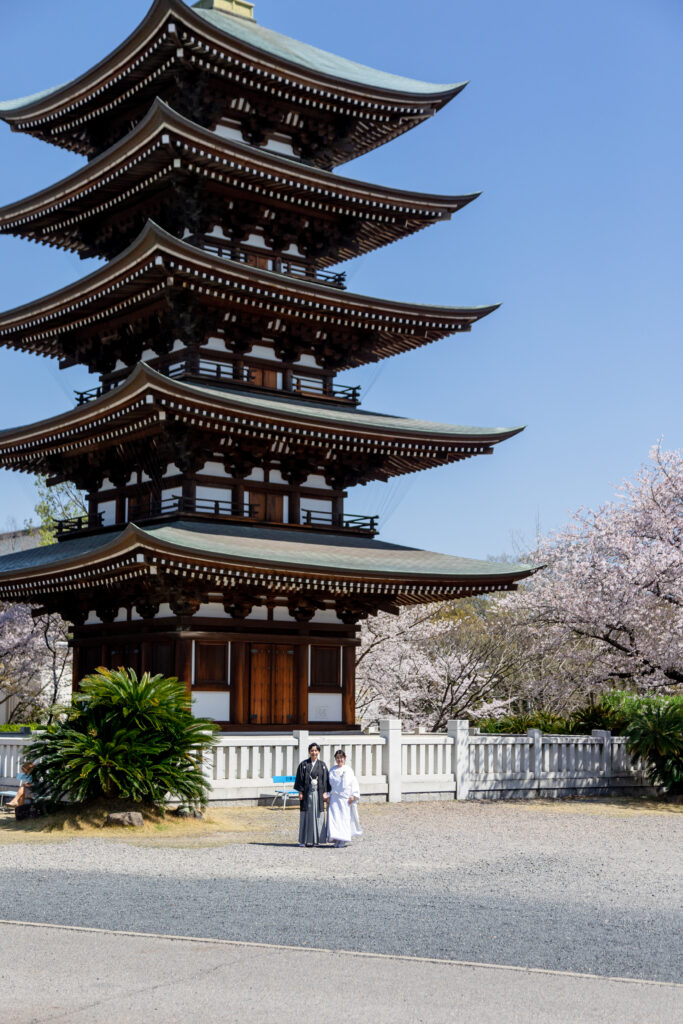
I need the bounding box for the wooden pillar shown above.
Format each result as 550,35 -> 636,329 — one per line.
230,642 -> 248,725
342,645 -> 355,727
289,488 -> 301,525
71,643 -> 81,691
115,490 -> 126,524
175,636 -> 193,695
141,640 -> 151,675
297,642 -> 309,726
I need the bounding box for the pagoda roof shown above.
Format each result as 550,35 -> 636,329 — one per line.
0,0 -> 464,167
0,363 -> 523,485
0,518 -> 536,607
0,100 -> 476,263
0,221 -> 497,370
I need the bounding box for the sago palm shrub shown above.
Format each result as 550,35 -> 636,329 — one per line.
623,703 -> 683,796
26,668 -> 216,809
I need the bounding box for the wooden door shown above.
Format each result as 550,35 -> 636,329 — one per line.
249,491 -> 284,523
271,646 -> 295,725
249,644 -> 296,725
249,644 -> 272,724
250,367 -> 278,390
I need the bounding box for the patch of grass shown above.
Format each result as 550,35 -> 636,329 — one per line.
0,803 -> 283,845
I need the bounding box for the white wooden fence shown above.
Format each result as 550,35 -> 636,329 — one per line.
0,720 -> 650,804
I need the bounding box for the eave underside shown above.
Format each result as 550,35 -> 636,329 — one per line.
0,365 -> 520,488
0,103 -> 472,263
0,226 -> 496,370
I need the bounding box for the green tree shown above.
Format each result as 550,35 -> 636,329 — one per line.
29,476 -> 87,546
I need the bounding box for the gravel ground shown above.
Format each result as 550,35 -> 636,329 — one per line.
0,800 -> 680,983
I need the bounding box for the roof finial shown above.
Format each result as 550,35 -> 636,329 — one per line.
193,0 -> 255,20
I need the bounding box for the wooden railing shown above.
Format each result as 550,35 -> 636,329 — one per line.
194,238 -> 347,289
300,509 -> 378,535
129,496 -> 255,523
55,512 -> 104,538
75,360 -> 360,406
55,499 -> 377,538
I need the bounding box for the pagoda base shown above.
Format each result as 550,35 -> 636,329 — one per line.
71,618 -> 358,730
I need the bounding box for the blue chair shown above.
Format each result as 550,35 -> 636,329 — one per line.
271,775 -> 298,808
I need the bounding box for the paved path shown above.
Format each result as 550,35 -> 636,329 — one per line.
1,921 -> 681,1024
0,800 -> 680,1021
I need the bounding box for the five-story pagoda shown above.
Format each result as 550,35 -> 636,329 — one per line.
0,0 -> 533,730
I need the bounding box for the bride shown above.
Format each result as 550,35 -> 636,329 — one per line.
327,749 -> 362,848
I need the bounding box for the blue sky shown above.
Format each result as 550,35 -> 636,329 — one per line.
0,0 -> 680,559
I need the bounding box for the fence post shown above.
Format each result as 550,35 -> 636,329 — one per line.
592,729 -> 612,776
294,729 -> 310,769
379,718 -> 402,803
448,719 -> 470,801
527,728 -> 542,780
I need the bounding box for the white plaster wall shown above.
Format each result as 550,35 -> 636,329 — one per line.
308,693 -> 342,722
203,337 -> 225,352
304,475 -> 328,489
196,485 -> 227,503
272,606 -> 294,621
264,136 -> 295,157
249,345 -> 273,360
192,691 -> 230,721
214,123 -> 243,142
201,462 -> 228,477
294,353 -> 318,368
99,500 -> 117,526
245,468 -> 265,482
309,609 -> 341,624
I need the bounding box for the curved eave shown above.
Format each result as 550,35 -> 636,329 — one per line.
0,361 -> 523,462
0,0 -> 464,126
0,100 -> 476,255
0,221 -> 499,363
0,520 -> 538,604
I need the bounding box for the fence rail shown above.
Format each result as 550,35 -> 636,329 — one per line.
0,722 -> 650,803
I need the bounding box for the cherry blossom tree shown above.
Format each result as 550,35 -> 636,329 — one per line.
495,445 -> 683,698
0,604 -> 71,723
356,601 -> 518,730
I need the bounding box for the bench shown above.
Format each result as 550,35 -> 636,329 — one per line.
271,775 -> 298,809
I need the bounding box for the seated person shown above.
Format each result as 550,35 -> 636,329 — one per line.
7,761 -> 34,808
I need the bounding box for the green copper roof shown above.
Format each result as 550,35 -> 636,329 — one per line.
0,0 -> 463,115
0,530 -> 120,574
183,377 -> 523,442
191,6 -> 463,96
0,520 -> 534,583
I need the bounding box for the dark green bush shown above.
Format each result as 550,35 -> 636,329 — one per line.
475,711 -> 572,734
26,668 -> 216,809
623,704 -> 683,795
475,692 -> 683,738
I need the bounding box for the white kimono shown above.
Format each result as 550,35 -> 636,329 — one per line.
327,764 -> 362,843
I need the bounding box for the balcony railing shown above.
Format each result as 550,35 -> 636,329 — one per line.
292,374 -> 360,404
300,509 -> 378,535
74,384 -> 110,405
55,512 -> 104,538
129,496 -> 255,523
195,238 -> 347,290
74,361 -> 359,406
55,501 -> 379,539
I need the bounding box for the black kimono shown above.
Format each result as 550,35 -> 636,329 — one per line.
294,757 -> 330,846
